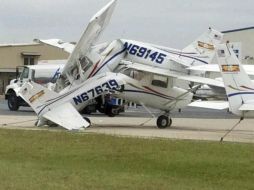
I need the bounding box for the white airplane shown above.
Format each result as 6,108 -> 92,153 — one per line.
217,43 -> 254,118
19,0 -> 223,130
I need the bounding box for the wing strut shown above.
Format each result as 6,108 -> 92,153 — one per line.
139,102 -> 157,126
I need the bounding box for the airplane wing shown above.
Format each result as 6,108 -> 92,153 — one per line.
238,103 -> 254,111
59,0 -> 117,84
122,61 -> 224,87
187,64 -> 220,73
188,64 -> 254,76
43,102 -> 90,130
19,81 -> 90,130
189,100 -> 229,110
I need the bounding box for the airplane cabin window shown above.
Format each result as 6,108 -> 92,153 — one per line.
122,69 -> 143,81
122,68 -> 132,77
151,75 -> 168,88
131,70 -> 143,81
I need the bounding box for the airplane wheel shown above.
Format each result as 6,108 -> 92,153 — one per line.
157,115 -> 169,129
84,117 -> 91,128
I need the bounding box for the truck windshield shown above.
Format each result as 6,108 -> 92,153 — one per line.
19,67 -> 29,80
31,69 -> 60,84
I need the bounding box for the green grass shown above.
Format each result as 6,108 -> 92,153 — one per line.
0,129 -> 253,190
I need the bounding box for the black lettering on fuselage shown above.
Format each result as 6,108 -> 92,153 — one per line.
73,96 -> 82,105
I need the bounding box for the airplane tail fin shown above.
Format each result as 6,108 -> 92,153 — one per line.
183,28 -> 224,66
19,81 -> 90,130
216,43 -> 254,115
19,82 -> 59,115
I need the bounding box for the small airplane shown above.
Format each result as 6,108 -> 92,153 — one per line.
217,43 -> 254,118
19,0 -> 223,130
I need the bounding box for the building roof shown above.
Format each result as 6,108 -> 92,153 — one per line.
0,39 -> 75,53
222,27 -> 254,33
0,42 -> 39,47
38,59 -> 67,65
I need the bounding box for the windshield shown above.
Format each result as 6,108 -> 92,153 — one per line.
80,56 -> 93,72
19,67 -> 29,80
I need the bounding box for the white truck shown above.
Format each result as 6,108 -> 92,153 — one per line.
5,64 -> 64,111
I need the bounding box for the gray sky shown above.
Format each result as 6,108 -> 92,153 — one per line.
0,0 -> 253,48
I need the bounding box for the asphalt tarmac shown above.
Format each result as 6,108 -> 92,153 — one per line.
0,99 -> 253,143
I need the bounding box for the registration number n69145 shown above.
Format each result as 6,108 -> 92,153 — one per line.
124,42 -> 167,64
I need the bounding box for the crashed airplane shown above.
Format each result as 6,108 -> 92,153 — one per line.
19,0 -> 224,130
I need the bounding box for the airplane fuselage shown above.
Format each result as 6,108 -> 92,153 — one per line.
75,39 -> 199,112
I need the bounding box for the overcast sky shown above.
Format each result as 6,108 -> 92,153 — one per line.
0,0 -> 253,48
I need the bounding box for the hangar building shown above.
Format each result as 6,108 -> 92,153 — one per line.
223,27 -> 254,65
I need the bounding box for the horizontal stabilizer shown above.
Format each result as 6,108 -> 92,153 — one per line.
238,103 -> 254,111
176,75 -> 224,88
188,64 -> 254,76
189,100 -> 229,110
43,102 -> 90,130
19,81 -> 59,114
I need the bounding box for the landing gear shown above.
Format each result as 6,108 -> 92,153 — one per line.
156,115 -> 172,129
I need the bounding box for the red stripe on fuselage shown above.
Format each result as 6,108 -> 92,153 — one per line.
240,85 -> 254,91
88,60 -> 101,78
143,86 -> 172,99
88,48 -> 115,78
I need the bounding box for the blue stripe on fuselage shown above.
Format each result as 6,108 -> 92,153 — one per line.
228,92 -> 254,97
92,48 -> 126,76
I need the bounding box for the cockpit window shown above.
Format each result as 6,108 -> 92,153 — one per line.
79,56 -> 93,72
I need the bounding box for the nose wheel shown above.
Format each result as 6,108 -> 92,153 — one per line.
156,115 -> 172,129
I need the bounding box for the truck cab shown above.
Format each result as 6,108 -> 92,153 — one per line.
5,64 -> 63,111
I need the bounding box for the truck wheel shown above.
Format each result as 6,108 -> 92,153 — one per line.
8,93 -> 19,111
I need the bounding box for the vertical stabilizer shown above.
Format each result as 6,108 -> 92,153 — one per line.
19,82 -> 59,115
216,44 -> 254,116
183,28 -> 224,66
